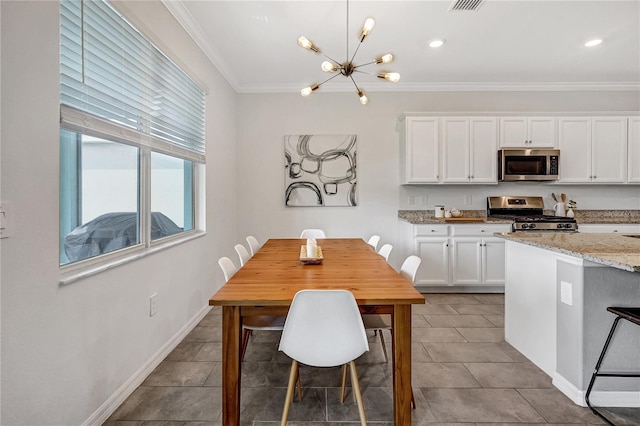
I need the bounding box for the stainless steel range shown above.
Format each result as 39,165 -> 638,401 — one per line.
487,196 -> 578,232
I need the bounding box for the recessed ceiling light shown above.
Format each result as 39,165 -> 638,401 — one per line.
584,39 -> 602,47
429,39 -> 445,48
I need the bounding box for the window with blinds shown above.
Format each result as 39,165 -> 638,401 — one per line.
59,0 -> 204,268
60,0 -> 205,163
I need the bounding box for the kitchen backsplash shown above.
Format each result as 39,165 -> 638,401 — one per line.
398,209 -> 640,224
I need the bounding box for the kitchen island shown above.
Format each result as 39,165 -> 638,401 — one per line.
495,232 -> 640,409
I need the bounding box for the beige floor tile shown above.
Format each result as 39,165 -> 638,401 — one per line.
421,388 -> 546,423
412,327 -> 466,343
142,361 -> 215,387
424,294 -> 483,305
472,294 -> 505,305
456,327 -> 505,342
483,314 -> 505,327
452,304 -> 505,315
425,314 -> 494,328
464,362 -> 553,388
424,342 -> 516,363
517,388 -> 606,424
412,363 -> 480,388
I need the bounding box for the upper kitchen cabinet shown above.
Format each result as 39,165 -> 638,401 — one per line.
628,117 -> 640,183
400,117 -> 439,184
442,117 -> 498,184
558,117 -> 627,183
499,117 -> 556,148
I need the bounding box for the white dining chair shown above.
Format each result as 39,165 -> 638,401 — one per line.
279,289 -> 369,426
400,255 -> 422,284
378,244 -> 393,262
367,235 -> 381,250
362,254 -> 421,409
218,256 -> 237,282
246,235 -> 260,256
299,228 -> 326,239
234,243 -> 251,267
218,256 -> 286,361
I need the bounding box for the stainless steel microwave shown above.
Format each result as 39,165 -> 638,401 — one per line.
498,149 -> 560,181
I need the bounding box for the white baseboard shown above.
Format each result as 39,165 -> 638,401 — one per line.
553,372 -> 640,408
82,305 -> 212,426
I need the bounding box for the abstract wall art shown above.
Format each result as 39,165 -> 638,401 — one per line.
284,134 -> 357,207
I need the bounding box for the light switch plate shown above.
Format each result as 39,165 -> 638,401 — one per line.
560,281 -> 573,306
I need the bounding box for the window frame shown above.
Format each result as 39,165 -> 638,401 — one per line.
59,0 -> 206,283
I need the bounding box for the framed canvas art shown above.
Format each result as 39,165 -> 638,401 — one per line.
284,134 -> 357,207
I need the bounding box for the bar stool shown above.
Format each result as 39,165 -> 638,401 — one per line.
585,306 -> 640,426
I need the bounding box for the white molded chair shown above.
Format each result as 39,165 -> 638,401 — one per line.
362,255 -> 422,409
234,243 -> 251,267
218,256 -> 285,361
299,228 -> 326,239
378,244 -> 393,262
400,255 -> 422,284
246,235 -> 260,256
367,235 -> 381,250
279,290 -> 369,426
218,256 -> 237,282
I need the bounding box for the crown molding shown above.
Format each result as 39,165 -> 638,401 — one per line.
161,0 -> 240,92
238,81 -> 640,94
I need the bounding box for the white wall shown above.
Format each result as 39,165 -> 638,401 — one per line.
236,91 -> 640,269
0,1 -> 237,424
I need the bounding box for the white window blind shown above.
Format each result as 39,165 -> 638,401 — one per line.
60,0 -> 205,163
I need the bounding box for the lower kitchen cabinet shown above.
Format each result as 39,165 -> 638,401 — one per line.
409,223 -> 511,290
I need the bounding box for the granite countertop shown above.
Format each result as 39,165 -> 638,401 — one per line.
399,210 -> 640,225
494,232 -> 640,272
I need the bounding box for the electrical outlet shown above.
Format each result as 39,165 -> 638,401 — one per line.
408,195 -> 415,205
150,293 -> 158,316
464,195 -> 472,205
560,281 -> 573,306
419,195 -> 428,205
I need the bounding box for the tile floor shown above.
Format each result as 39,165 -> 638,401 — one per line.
105,293 -> 639,425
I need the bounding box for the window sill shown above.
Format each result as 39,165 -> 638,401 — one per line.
59,230 -> 206,285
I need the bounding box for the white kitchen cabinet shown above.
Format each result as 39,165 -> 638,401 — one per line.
412,223 -> 510,289
578,224 -> 640,234
442,117 -> 498,184
558,117 -> 627,183
499,117 -> 556,148
400,117 -> 439,184
628,117 -> 640,183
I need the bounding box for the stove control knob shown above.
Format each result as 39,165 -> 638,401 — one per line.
521,223 -> 529,229
529,223 -> 536,229
557,223 -> 564,229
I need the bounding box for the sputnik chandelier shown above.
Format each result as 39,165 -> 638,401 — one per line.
297,0 -> 400,105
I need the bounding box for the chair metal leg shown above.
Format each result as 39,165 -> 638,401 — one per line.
281,360 -> 298,426
348,360 -> 367,426
585,315 -> 640,426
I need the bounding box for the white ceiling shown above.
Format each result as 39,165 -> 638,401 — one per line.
163,0 -> 640,93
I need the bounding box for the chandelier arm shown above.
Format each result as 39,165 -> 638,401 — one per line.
353,60 -> 377,69
318,72 -> 344,87
323,53 -> 342,66
350,39 -> 364,65
349,75 -> 360,91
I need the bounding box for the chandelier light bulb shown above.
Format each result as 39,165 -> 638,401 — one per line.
360,18 -> 376,41
321,61 -> 339,72
301,83 -> 319,97
376,54 -> 394,64
378,72 -> 400,82
298,36 -> 320,53
358,89 -> 369,105
584,38 -> 602,47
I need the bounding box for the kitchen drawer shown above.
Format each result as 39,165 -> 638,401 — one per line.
414,225 -> 449,237
451,224 -> 511,236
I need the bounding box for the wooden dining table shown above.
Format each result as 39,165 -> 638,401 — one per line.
209,238 -> 425,425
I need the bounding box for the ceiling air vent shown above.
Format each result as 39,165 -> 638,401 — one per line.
449,0 -> 486,11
